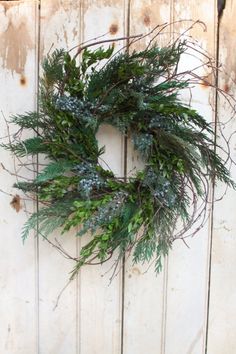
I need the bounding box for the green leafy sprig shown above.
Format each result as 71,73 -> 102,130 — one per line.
3,39 -> 235,278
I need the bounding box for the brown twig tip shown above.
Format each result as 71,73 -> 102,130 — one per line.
73,34 -> 143,58
1,20 -> 236,282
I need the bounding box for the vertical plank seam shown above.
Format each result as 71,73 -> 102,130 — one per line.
76,237 -> 81,354
204,1 -> 225,352
160,2 -> 174,353
160,257 -> 169,354
35,0 -> 41,352
121,1 -> 131,353
77,2 -> 84,353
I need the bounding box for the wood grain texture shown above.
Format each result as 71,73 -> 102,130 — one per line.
123,2 -> 172,354
207,1 -> 236,353
0,1 -> 38,353
38,1 -> 81,353
164,2 -> 217,353
1,1 -> 236,353
78,2 -> 126,353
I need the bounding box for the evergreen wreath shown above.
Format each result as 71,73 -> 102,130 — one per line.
3,34 -> 235,278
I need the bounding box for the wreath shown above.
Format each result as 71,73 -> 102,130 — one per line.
3,34 -> 235,278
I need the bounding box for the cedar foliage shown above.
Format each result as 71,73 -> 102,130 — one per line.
3,41 -> 235,277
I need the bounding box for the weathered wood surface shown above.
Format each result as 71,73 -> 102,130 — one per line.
124,2 -> 171,354
207,1 -> 236,353
164,2 -> 217,354
38,2 -> 81,353
0,1 -> 38,353
0,1 -> 235,353
79,2 -> 126,353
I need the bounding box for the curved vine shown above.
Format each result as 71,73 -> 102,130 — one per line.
2,26 -> 235,278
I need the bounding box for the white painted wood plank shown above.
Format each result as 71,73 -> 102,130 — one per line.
37,1 -> 82,353
2,2 -> 235,354
79,127 -> 124,354
207,2 -> 236,353
0,1 -> 38,353
79,2 -> 126,353
123,2 -> 172,354
164,2 -> 217,354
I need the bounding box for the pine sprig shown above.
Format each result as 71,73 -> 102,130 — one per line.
4,39 -> 235,278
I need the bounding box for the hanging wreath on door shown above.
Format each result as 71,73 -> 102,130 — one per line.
3,29 -> 235,278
